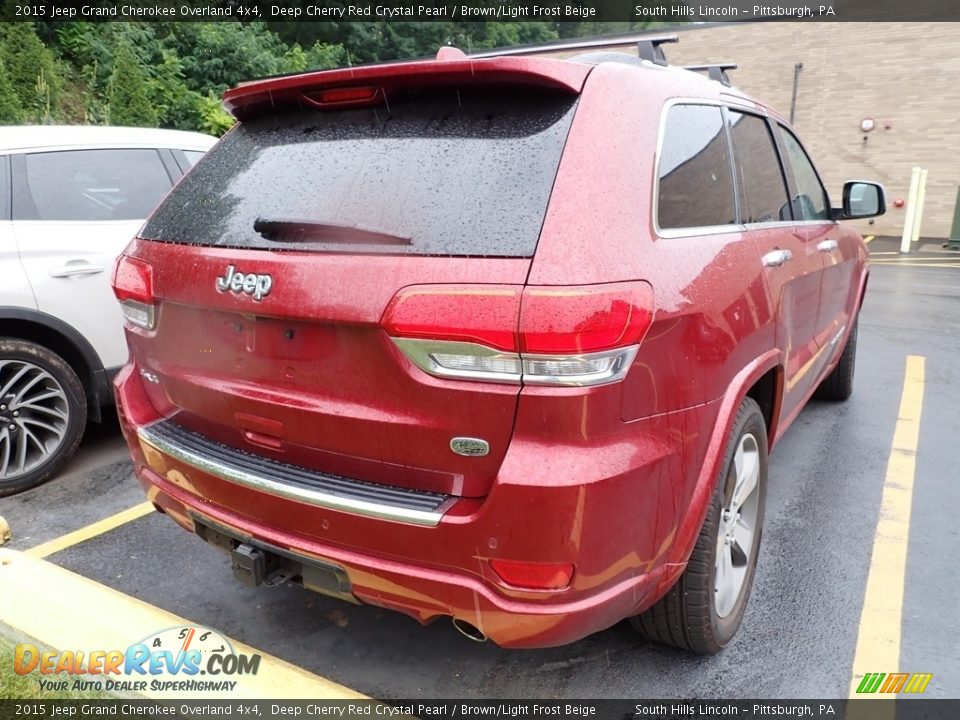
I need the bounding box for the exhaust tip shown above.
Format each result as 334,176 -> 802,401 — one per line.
452,618 -> 488,643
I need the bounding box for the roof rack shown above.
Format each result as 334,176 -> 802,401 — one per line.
470,33 -> 680,60
636,36 -> 679,66
469,34 -> 738,86
682,63 -> 738,86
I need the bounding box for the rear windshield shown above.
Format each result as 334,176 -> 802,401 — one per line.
141,89 -> 578,257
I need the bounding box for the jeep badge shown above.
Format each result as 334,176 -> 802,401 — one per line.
215,265 -> 273,301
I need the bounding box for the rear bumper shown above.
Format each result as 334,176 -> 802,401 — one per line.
142,468 -> 672,648
115,364 -> 715,648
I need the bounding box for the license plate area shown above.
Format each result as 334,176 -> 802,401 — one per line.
192,514 -> 358,604
206,311 -> 337,363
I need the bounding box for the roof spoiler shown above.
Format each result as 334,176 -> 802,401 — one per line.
223,53 -> 589,120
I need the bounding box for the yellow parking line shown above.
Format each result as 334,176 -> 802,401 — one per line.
848,356 -> 925,705
24,502 -> 156,559
870,254 -> 960,260
870,261 -> 960,269
0,549 -> 367,699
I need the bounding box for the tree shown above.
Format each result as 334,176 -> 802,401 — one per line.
0,59 -> 23,123
107,45 -> 157,127
11,19 -> 681,131
281,41 -> 347,74
164,22 -> 291,93
450,22 -> 558,52
0,22 -> 60,122
195,90 -> 234,136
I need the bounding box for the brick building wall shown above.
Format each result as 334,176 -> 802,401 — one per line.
541,22 -> 960,239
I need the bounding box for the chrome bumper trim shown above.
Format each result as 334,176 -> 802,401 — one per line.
137,420 -> 452,527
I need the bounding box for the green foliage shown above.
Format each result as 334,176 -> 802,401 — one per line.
281,41 -> 348,74
448,22 -> 558,52
145,47 -> 196,129
0,636 -> 115,700
107,44 -> 157,127
165,22 -> 290,93
5,20 -> 666,131
0,58 -> 23,123
0,22 -> 60,122
195,90 -> 234,136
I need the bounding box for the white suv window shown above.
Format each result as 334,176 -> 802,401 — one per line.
13,148 -> 172,222
182,150 -> 205,167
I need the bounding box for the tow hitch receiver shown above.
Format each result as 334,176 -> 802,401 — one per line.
193,514 -> 358,603
231,544 -> 266,587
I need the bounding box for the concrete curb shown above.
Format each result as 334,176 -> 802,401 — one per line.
0,549 -> 366,700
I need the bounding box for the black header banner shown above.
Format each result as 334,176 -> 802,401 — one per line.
3,0 -> 960,22
2,700 -> 960,720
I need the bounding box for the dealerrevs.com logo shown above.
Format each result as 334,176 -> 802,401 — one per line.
14,626 -> 260,693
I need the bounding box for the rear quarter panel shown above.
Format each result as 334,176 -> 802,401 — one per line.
527,64 -> 781,571
532,63 -> 776,418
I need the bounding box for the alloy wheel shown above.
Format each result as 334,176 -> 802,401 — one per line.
0,359 -> 70,481
714,432 -> 761,619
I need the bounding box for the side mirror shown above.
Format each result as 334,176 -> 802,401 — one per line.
834,181 -> 886,220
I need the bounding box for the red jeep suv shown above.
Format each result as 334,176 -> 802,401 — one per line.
112,42 -> 884,653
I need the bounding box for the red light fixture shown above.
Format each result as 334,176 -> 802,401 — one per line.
112,255 -> 156,329
304,86 -> 380,107
489,559 -> 575,590
382,282 -> 654,386
519,283 -> 654,354
381,286 -> 521,353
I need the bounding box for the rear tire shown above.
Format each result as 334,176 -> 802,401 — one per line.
631,397 -> 768,654
0,338 -> 87,497
814,317 -> 858,402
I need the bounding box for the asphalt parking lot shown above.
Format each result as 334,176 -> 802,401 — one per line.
2,246 -> 959,700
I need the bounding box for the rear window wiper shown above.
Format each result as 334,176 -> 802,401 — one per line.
253,218 -> 412,246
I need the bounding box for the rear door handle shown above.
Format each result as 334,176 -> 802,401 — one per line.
49,263 -> 105,278
762,249 -> 793,268
817,239 -> 839,252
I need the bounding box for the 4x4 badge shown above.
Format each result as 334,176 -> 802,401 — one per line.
215,265 -> 273,301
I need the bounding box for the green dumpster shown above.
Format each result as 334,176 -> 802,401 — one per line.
949,187 -> 960,250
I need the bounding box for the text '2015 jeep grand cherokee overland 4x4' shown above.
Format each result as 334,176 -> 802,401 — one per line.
112,41 -> 885,653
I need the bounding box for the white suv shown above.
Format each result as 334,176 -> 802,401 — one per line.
1,126 -> 217,495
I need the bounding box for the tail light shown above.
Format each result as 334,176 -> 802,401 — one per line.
489,559 -> 575,590
112,255 -> 156,330
382,282 -> 653,387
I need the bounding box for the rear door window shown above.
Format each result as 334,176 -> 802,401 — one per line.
726,110 -> 792,224
776,126 -> 831,221
12,149 -> 173,222
657,104 -> 737,231
141,89 -> 579,257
